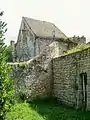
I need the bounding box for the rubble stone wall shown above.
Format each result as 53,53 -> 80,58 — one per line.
52,48 -> 90,109
9,46 -> 90,110
10,58 -> 52,100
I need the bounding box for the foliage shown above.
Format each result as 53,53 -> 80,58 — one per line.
6,98 -> 90,120
5,102 -> 43,120
64,43 -> 90,55
0,12 -> 14,120
6,46 -> 13,62
19,62 -> 28,69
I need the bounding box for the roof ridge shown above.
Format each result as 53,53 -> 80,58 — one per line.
23,16 -> 54,25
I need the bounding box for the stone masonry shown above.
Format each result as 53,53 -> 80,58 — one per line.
52,47 -> 90,110
9,44 -> 90,110
9,17 -> 90,110
10,57 -> 52,100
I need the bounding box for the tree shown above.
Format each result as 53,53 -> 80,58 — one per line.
0,12 -> 13,120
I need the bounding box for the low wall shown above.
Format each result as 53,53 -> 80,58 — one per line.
10,58 -> 52,100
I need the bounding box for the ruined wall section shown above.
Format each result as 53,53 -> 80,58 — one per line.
52,47 -> 90,109
36,39 -> 69,58
10,58 -> 52,100
69,36 -> 86,45
36,38 -> 53,56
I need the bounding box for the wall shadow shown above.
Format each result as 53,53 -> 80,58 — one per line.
28,98 -> 90,120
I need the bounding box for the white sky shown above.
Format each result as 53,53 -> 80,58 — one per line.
1,0 -> 90,45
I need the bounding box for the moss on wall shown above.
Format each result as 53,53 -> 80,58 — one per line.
64,44 -> 90,55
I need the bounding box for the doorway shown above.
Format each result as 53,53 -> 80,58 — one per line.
80,73 -> 87,109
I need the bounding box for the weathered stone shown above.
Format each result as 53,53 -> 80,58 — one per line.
8,17 -> 90,110
52,47 -> 90,110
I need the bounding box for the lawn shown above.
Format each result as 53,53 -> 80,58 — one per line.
6,98 -> 90,120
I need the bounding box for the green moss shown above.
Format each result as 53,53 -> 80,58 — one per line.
19,62 -> 28,69
64,44 -> 90,55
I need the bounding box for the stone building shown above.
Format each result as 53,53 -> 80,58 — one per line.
14,17 -> 68,61
10,17 -> 86,62
9,17 -> 90,110
10,45 -> 90,110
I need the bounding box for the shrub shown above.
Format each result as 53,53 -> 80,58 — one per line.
0,12 -> 14,120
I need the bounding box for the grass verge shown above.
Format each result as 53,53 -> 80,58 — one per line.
6,98 -> 90,120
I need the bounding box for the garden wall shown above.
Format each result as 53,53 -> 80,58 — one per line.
52,48 -> 90,110
9,46 -> 90,110
9,58 -> 52,100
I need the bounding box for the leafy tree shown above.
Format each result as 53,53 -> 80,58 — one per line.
0,12 -> 13,120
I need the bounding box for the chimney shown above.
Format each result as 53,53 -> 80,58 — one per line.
10,40 -> 15,62
81,35 -> 86,43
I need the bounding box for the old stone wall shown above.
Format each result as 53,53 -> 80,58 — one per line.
11,39 -> 69,101
15,20 -> 36,61
36,38 -> 53,56
10,39 -> 90,110
10,57 -> 52,100
52,47 -> 90,109
36,39 -> 69,58
69,36 -> 86,45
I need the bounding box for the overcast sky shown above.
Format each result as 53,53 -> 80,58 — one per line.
1,0 -> 90,45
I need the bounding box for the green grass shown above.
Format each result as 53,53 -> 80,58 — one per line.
6,98 -> 90,120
